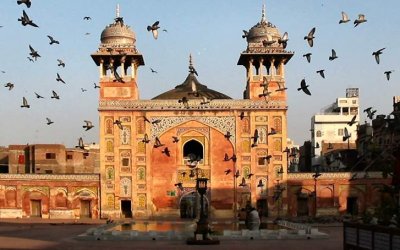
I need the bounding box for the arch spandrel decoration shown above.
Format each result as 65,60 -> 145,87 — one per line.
150,116 -> 236,145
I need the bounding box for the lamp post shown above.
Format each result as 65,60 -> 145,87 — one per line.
312,169 -> 321,218
283,147 -> 290,173
274,179 -> 285,220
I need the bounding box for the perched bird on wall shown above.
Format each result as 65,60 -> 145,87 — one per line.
51,90 -> 60,99
172,136 -> 179,143
20,97 -> 30,108
339,11 -> 350,24
46,118 -> 54,125
384,70 -> 394,81
329,49 -> 338,61
372,48 -> 385,64
147,21 -> 160,39
251,129 -> 259,147
47,35 -> 59,45
304,27 -> 316,47
56,73 -> 66,84
178,97 -> 189,109
278,32 -> 289,49
262,39 -> 274,47
57,59 -> 65,67
316,69 -> 325,79
200,96 -> 211,105
188,80 -> 199,97
142,134 -> 150,143
268,128 -> 277,136
347,115 -> 357,126
303,53 -> 312,63
162,147 -> 171,157
113,70 -> 125,83
34,92 -> 44,99
4,82 -> 14,90
297,79 -> 311,96
17,0 -> 31,8
83,120 -> 94,131
29,45 -> 40,60
113,119 -> 123,130
154,137 -> 164,148
354,14 -> 367,27
18,10 -> 38,27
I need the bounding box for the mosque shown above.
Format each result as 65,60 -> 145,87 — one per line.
93,5 -> 292,219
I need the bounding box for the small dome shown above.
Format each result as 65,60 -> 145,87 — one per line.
246,20 -> 281,43
100,17 -> 136,48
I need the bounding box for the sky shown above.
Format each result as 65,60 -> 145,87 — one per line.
0,0 -> 399,148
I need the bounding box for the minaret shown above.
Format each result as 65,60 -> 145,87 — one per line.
91,5 -> 144,101
238,4 -> 293,103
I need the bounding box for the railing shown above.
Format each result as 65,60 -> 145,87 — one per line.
276,220 -> 312,234
343,222 -> 400,250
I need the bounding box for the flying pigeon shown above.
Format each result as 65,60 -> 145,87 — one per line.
34,92 -> 44,98
174,182 -> 183,191
224,169 -> 232,175
29,45 -> 40,60
46,117 -> 54,125
224,131 -> 232,140
142,133 -> 150,143
21,97 -> 30,108
17,0 -> 31,8
147,21 -> 160,39
316,70 -> 325,79
251,129 -> 259,147
81,88 -> 87,92
57,59 -> 65,67
242,30 -> 248,39
4,82 -> 14,90
329,49 -> 338,61
83,120 -> 94,130
113,119 -> 123,130
275,81 -> 288,92
354,14 -> 367,27
278,32 -> 289,49
303,53 -> 312,63
47,35 -> 59,45
18,10 -> 38,27
162,147 -> 171,157
372,48 -> 385,64
297,79 -> 311,95
172,136 -> 179,143
304,27 -> 316,47
343,127 -> 351,141
143,116 -> 151,123
268,128 -> 277,136
178,97 -> 189,108
347,115 -> 357,126
339,11 -> 350,24
76,137 -> 85,150
150,68 -> 158,73
384,70 -> 394,81
27,57 -> 34,62
154,137 -> 164,148
238,177 -> 247,187
364,107 -> 376,120
51,90 -> 60,99
94,83 -> 100,89
83,16 -> 91,20
56,73 -> 66,84
239,111 -> 245,120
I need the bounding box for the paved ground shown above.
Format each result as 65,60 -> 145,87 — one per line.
0,218 -> 343,250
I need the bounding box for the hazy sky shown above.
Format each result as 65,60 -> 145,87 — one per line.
0,0 -> 399,147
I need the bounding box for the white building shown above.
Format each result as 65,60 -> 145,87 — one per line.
311,88 -> 360,157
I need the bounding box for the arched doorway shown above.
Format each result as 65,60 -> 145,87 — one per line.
183,140 -> 204,162
179,192 -> 209,219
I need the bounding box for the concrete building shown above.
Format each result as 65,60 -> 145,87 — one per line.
311,88 -> 360,159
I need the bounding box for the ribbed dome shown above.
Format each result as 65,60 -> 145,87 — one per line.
100,17 -> 136,48
246,20 -> 281,44
152,73 -> 231,100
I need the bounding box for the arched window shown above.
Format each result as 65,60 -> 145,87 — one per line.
316,130 -> 322,137
183,140 -> 204,162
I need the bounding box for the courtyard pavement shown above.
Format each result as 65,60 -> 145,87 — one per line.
0,218 -> 343,250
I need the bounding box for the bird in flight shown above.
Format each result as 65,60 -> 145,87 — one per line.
147,21 -> 160,39
83,16 -> 91,20
76,137 -> 85,150
29,45 -> 40,61
268,128 -> 277,136
304,27 -> 316,47
316,69 -> 325,79
47,35 -> 60,45
178,96 -> 189,109
343,127 -> 351,142
384,70 -> 394,81
363,107 -> 376,120
278,32 -> 289,49
329,49 -> 338,61
162,29 -> 168,32
339,11 -> 350,24
224,169 -> 232,175
51,90 -> 60,99
174,182 -> 183,191
150,68 -> 158,73
57,59 -> 65,67
162,147 -> 171,157
172,136 -> 179,143
234,170 -> 240,178
113,70 -> 124,83
354,14 -> 367,27
275,81 -> 288,92
34,92 -> 44,98
242,30 -> 248,39
142,133 -> 150,144
46,118 -> 54,125
224,131 -> 232,140
81,88 -> 87,92
303,53 -> 312,63
297,79 -> 311,96
239,111 -> 245,120
154,137 -> 165,148
17,0 -> 31,8
251,129 -> 259,147
21,97 -> 30,108
113,119 -> 123,130
94,83 -> 100,89
56,73 -> 66,84
347,115 -> 357,126
27,57 -> 34,62
18,10 -> 38,27
83,120 -> 94,131
4,82 -> 14,90
372,48 -> 385,64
